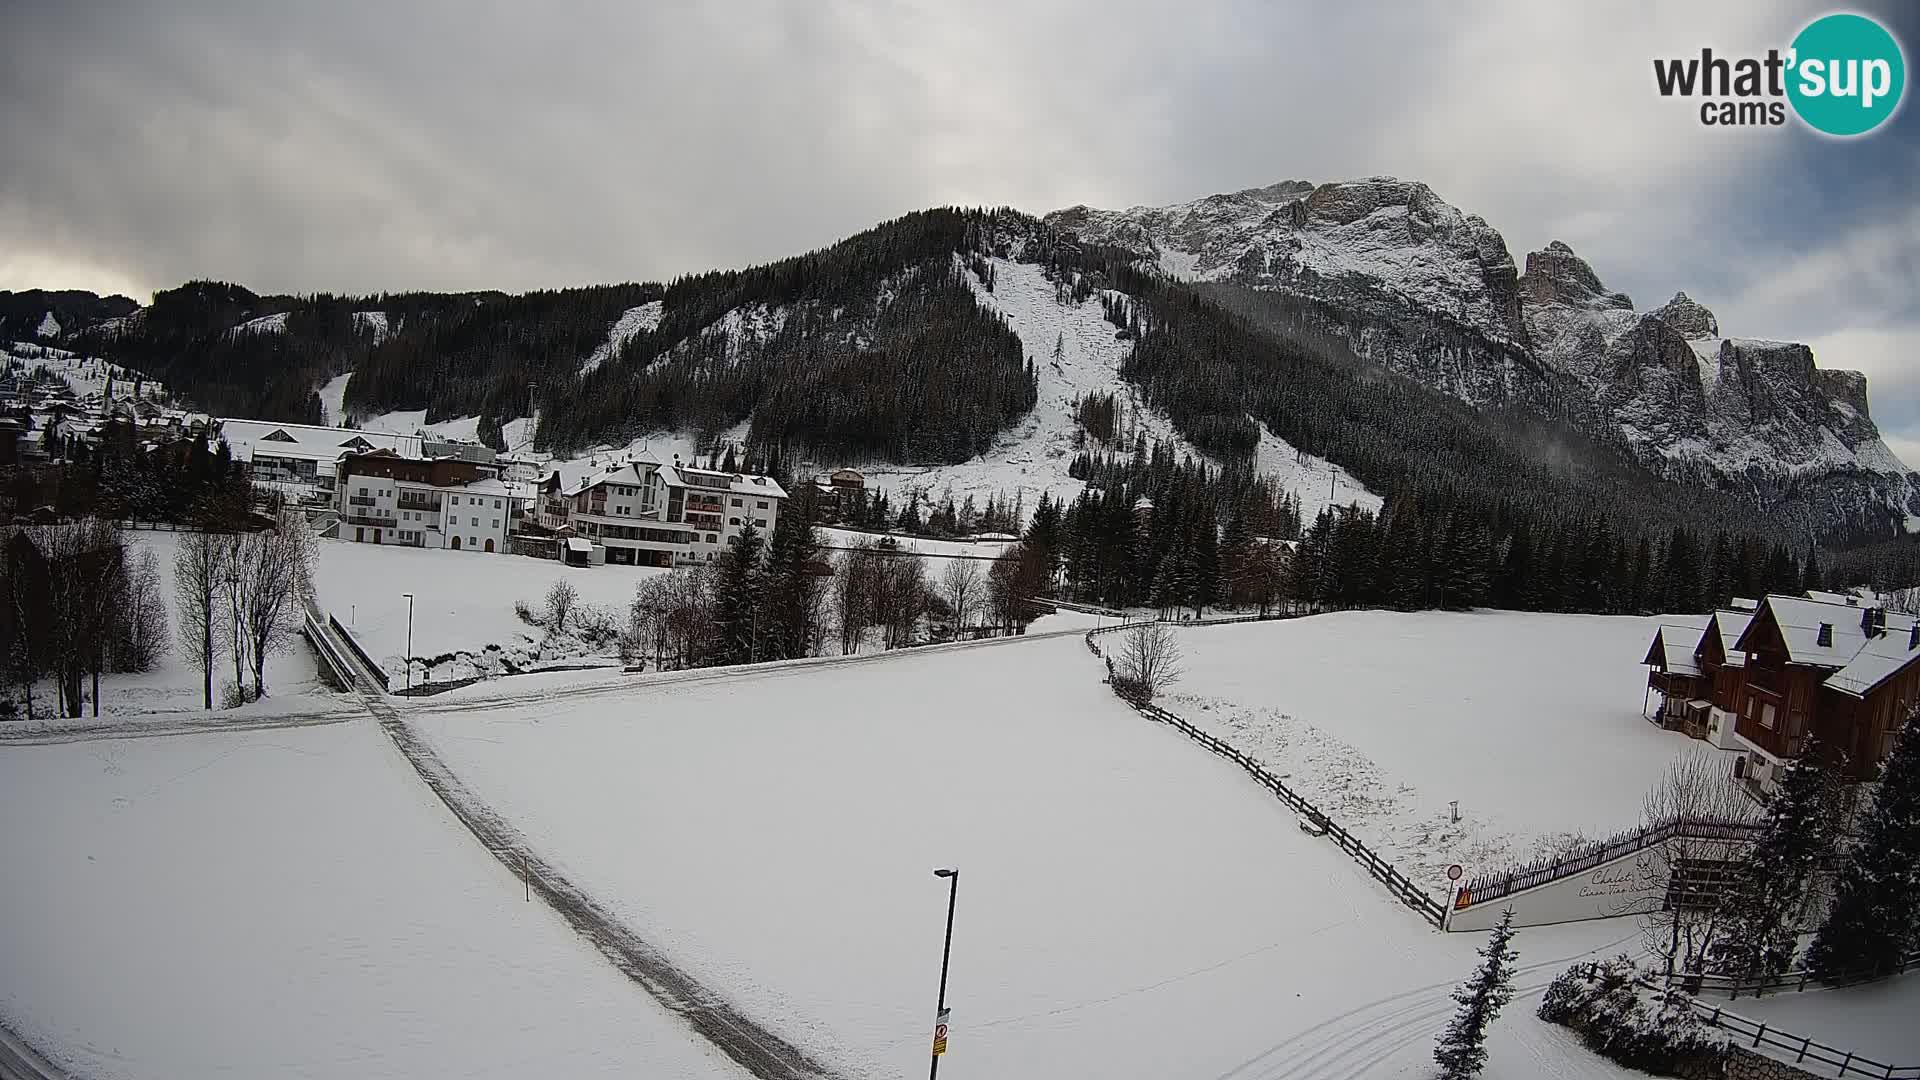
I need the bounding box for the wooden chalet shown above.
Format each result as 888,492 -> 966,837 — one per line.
1727,594 -> 1920,794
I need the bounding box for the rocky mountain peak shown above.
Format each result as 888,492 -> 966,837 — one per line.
1650,291 -> 1719,339
1517,241 -> 1632,312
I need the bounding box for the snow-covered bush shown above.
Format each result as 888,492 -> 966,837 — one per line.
1537,956 -> 1726,1077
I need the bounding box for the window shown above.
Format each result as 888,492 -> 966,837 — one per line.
757,500 -> 767,509
358,486 -> 367,496
469,537 -> 477,547
491,519 -> 499,528
754,519 -> 766,528
451,496 -> 460,505
1760,703 -> 1776,730
729,517 -> 740,526
731,498 -> 742,507
471,516 -> 480,526
706,534 -> 716,544
493,499 -> 502,509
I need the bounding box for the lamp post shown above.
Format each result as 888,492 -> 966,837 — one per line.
929,867 -> 959,1079
401,592 -> 415,693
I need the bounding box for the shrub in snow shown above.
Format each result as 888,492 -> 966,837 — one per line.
514,599 -> 539,627
1538,956 -> 1727,1077
543,580 -> 580,633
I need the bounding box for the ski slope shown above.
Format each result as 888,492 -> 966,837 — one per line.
0,718 -> 745,1080
406,633 -> 1645,1080
852,257 -> 1202,513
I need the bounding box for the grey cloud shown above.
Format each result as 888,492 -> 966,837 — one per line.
1,0 -> 1914,453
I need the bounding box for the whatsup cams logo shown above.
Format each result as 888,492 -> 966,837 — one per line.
1653,12 -> 1907,135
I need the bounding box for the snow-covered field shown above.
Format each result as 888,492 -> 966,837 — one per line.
1166,610 -> 1708,895
405,634 -> 1643,1080
817,525 -> 1016,585
311,539 -> 667,682
0,718 -> 743,1080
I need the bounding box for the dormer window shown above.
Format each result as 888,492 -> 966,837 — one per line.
1815,623 -> 1832,647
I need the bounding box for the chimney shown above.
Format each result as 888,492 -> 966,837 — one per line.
1816,623 -> 1833,648
1862,607 -> 1886,638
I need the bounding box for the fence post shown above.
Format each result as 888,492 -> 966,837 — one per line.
1796,1036 -> 1809,1063
1753,1023 -> 1766,1048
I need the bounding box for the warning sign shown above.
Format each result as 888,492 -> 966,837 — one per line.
931,1007 -> 950,1056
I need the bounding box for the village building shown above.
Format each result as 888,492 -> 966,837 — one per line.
1647,593 -> 1920,799
536,454 -> 786,566
332,448 -> 520,551
217,419 -> 424,504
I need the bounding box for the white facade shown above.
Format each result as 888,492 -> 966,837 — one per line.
545,458 -> 786,567
337,471 -> 518,553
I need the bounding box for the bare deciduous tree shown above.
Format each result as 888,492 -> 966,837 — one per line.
1639,751 -> 1758,986
1117,621 -> 1182,701
114,547 -> 169,673
174,532 -> 225,711
239,512 -> 316,698
544,578 -> 580,633
941,558 -> 983,632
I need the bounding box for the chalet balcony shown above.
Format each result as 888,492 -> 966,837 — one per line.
397,496 -> 442,512
344,512 -> 395,527
348,495 -> 379,507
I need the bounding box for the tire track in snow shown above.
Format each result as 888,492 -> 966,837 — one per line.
306,612 -> 846,1080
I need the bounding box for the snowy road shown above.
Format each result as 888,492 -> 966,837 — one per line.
305,611 -> 846,1080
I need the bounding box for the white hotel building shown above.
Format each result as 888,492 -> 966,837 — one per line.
538,455 -> 786,566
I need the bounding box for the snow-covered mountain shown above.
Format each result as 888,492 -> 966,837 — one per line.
1047,177 -> 1918,537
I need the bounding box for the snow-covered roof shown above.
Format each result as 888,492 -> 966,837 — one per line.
1742,594 -> 1913,670
219,418 -> 421,464
658,465 -> 788,500
1729,597 -> 1758,611
1646,622 -> 1707,676
1825,627 -> 1920,699
1703,610 -> 1754,669
566,537 -> 593,554
1805,590 -> 1853,606
547,455 -> 661,497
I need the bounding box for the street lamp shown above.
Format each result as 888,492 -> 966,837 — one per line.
929,867 -> 959,1079
401,592 -> 415,693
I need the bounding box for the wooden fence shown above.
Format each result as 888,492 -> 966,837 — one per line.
1638,978 -> 1920,1079
1686,947 -> 1920,1000
1085,622 -> 1446,927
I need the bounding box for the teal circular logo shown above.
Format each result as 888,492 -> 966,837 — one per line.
1787,13 -> 1906,136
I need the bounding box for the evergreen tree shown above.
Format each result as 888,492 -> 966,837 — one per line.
1188,518 -> 1220,618
1806,709 -> 1920,981
758,496 -> 821,661
1706,743 -> 1843,984
711,521 -> 765,665
1434,910 -> 1519,1080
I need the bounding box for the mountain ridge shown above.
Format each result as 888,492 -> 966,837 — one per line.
1043,176 -> 1914,542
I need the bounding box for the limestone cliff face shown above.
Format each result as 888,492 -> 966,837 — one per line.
1048,181 -> 1917,538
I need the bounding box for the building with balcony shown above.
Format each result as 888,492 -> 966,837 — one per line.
537,454 -> 786,567
334,449 -> 522,552
217,419 -> 424,504
1727,594 -> 1920,797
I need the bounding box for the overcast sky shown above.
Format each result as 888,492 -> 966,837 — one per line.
2,1 -> 1915,459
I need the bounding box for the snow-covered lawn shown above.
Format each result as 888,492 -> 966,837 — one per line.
1713,976 -> 1920,1067
405,634 -> 1645,1080
1165,610 -> 1710,896
0,718 -> 743,1080
311,538 -> 668,681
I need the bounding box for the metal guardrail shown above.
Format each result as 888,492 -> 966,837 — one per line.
1084,619 -> 1446,927
1639,978 -> 1920,1079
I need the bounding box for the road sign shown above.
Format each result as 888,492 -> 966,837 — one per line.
1446,864 -> 1464,882
932,1008 -> 950,1056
